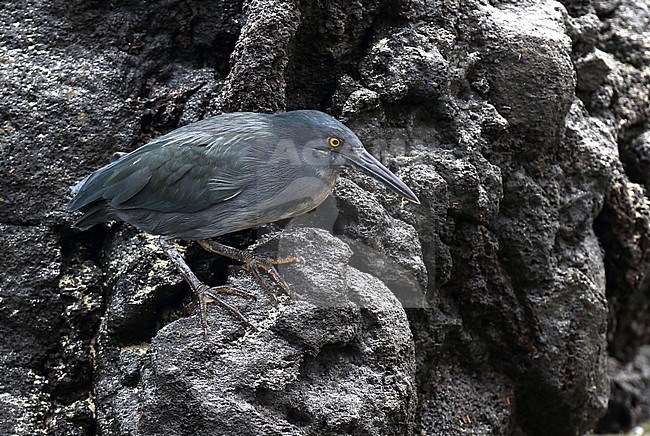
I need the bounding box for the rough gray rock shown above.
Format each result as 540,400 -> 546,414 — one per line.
215,0 -> 300,113
597,346 -> 650,433
95,228 -> 416,435
2,0 -> 650,434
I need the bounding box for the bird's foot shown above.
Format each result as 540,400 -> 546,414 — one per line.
195,284 -> 256,338
229,255 -> 302,301
197,239 -> 303,301
159,237 -> 258,338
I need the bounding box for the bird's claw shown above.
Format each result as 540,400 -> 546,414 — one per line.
199,284 -> 256,302
231,254 -> 298,300
270,256 -> 304,266
197,239 -> 301,302
195,283 -> 256,338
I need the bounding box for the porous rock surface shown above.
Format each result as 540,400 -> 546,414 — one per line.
1,0 -> 649,435
95,227 -> 416,435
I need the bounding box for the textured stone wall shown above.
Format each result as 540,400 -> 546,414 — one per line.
1,0 -> 649,434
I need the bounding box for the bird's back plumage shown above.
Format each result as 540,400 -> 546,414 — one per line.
69,111 -> 343,239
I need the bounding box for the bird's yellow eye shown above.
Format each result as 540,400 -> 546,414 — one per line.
328,137 -> 342,148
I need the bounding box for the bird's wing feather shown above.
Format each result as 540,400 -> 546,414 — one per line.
70,125 -> 262,214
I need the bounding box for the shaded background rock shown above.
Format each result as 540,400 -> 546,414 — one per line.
1,0 -> 649,435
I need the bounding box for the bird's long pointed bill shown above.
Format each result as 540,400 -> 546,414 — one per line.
345,150 -> 420,204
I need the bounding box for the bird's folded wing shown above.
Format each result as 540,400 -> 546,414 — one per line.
69,129 -> 257,214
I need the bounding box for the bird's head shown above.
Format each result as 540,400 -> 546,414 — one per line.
276,110 -> 420,204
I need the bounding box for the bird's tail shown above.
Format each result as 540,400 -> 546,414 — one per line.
72,203 -> 115,230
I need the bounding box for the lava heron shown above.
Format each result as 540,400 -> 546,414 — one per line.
69,110 -> 419,336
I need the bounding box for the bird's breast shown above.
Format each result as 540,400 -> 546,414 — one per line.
254,170 -> 338,222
